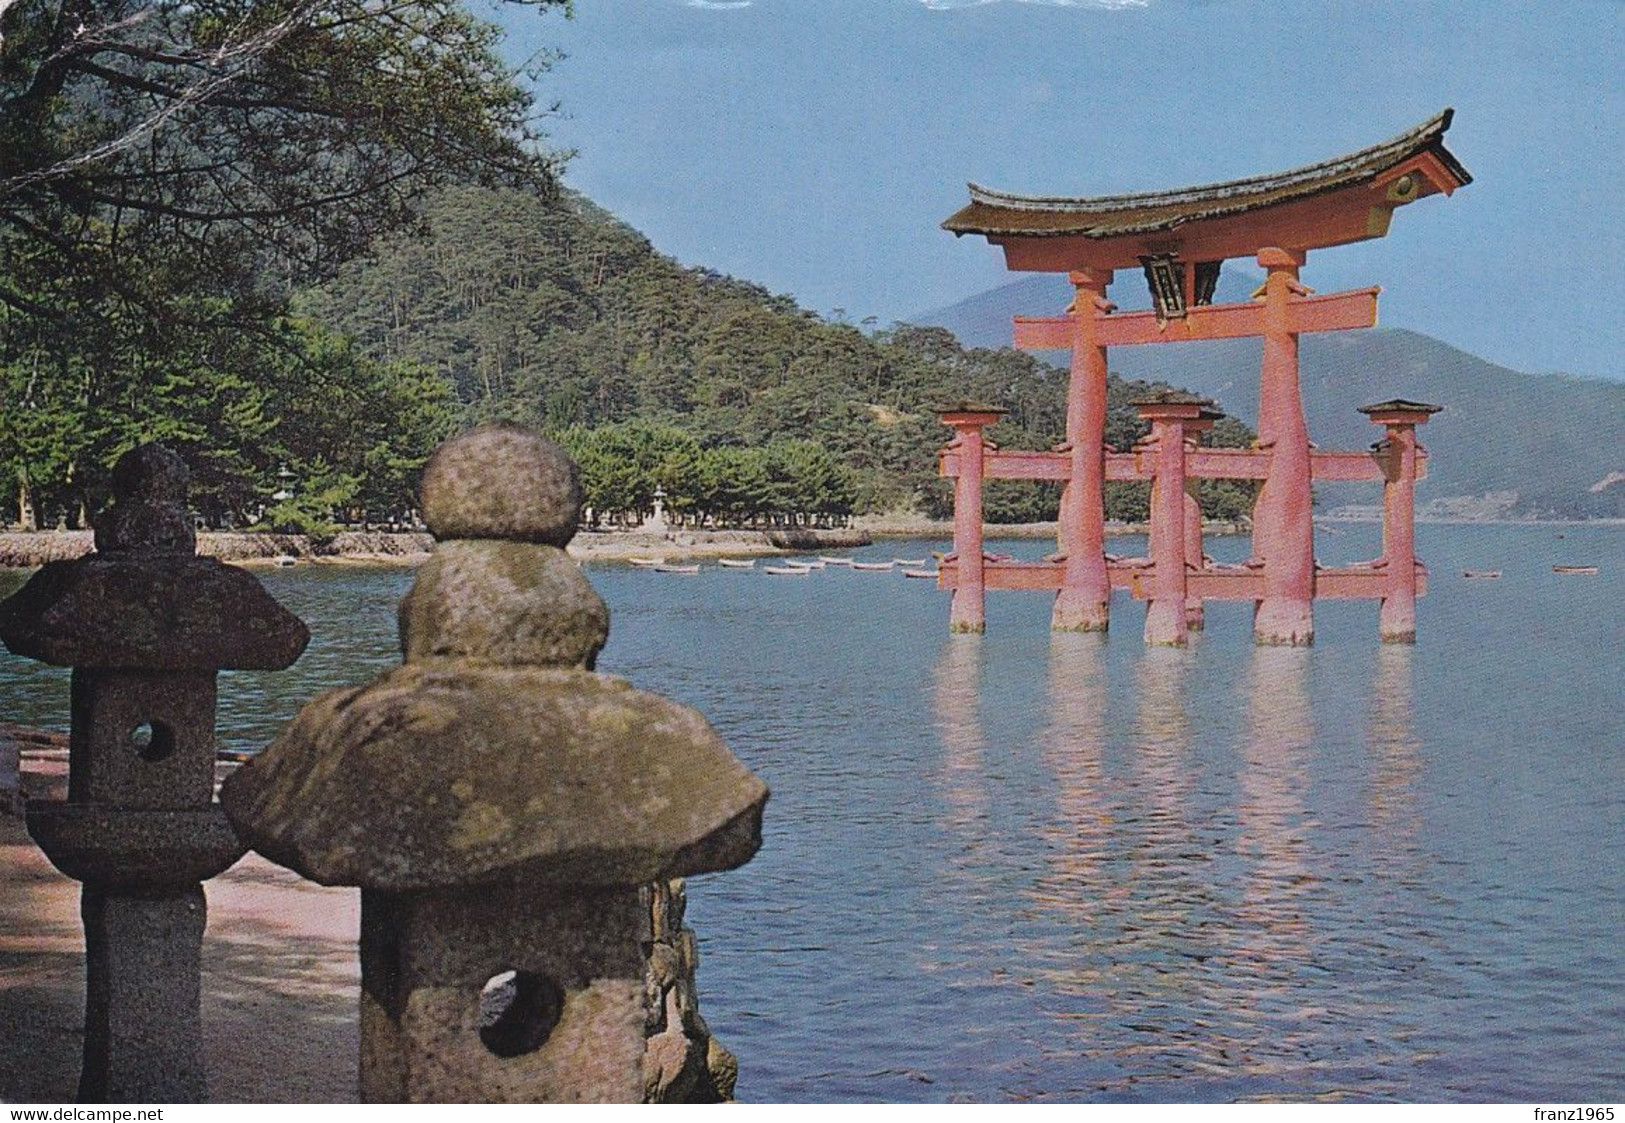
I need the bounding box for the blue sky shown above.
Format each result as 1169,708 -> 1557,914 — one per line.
502,0 -> 1623,380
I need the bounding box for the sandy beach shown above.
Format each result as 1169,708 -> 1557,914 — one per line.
0,740 -> 360,1104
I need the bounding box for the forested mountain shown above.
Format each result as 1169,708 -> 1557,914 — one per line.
919,277 -> 1625,519
299,186 -> 1256,525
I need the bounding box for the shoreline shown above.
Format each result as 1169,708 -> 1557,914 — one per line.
0,527 -> 871,569
2,514 -> 1617,570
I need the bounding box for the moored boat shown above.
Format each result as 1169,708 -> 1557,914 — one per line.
902,568 -> 938,579
851,561 -> 895,571
1462,570 -> 1502,579
893,557 -> 927,566
763,565 -> 810,576
653,563 -> 700,575
628,556 -> 666,567
1553,565 -> 1599,575
717,558 -> 757,569
819,555 -> 854,566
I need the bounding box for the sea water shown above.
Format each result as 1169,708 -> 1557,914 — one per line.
2,522 -> 1620,1102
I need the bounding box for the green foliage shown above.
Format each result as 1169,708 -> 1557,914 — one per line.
554,422 -> 858,527
257,460 -> 359,541
0,0 -> 554,527
2,0 -> 563,296
309,184 -> 1253,528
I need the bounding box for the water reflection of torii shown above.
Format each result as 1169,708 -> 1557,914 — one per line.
927,636 -> 1427,1092
935,112 -> 1468,646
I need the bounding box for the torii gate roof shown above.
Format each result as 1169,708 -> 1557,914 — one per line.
943,109 -> 1470,272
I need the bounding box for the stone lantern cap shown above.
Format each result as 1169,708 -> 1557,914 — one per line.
1358,398 -> 1443,418
1130,389 -> 1214,409
221,663 -> 767,890
0,445 -> 308,670
936,400 -> 1006,419
221,423 -> 769,893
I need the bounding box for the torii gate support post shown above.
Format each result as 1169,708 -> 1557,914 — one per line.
1138,399 -> 1202,646
1184,409 -> 1219,631
941,408 -> 1004,633
1252,247 -> 1317,646
1052,268 -> 1114,632
1362,401 -> 1441,643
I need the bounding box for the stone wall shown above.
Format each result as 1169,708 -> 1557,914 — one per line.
643,879 -> 738,1102
0,531 -> 434,567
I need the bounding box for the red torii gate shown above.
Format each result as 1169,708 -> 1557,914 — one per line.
936,110 -> 1469,645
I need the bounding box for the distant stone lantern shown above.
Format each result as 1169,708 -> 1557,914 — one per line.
223,423 -> 768,1103
0,444 -> 310,1102
272,464 -> 296,503
646,485 -> 670,532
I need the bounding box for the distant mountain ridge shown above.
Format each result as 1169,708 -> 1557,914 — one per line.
915,277 -> 1625,519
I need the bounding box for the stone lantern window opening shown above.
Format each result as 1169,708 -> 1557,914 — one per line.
127,719 -> 176,762
479,969 -> 566,1059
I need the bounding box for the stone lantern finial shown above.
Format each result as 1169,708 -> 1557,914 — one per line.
223,423 -> 768,1103
94,443 -> 195,556
398,422 -> 608,669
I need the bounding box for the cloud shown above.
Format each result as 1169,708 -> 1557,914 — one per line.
919,0 -> 1150,10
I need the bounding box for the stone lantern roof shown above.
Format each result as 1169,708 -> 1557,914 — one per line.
0,445 -> 308,671
224,663 -> 766,890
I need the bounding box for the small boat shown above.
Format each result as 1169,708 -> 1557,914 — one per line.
1462,570 -> 1503,579
272,555 -> 298,567
902,568 -> 938,579
653,563 -> 700,575
984,552 -> 1014,563
1553,565 -> 1598,575
851,561 -> 895,571
763,565 -> 810,576
716,558 -> 757,569
787,559 -> 825,569
628,556 -> 667,568
893,557 -> 927,566
819,555 -> 854,566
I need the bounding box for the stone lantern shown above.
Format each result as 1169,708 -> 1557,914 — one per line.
221,423 -> 768,1103
0,444 -> 310,1102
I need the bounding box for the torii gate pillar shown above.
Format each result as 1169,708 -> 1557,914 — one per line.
1362,400 -> 1442,644
1052,268 -> 1113,633
941,407 -> 1005,634
1138,398 -> 1205,647
1251,247 -> 1316,647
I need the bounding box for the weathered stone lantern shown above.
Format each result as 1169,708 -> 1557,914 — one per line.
221,423 -> 768,1103
0,445 -> 310,1102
